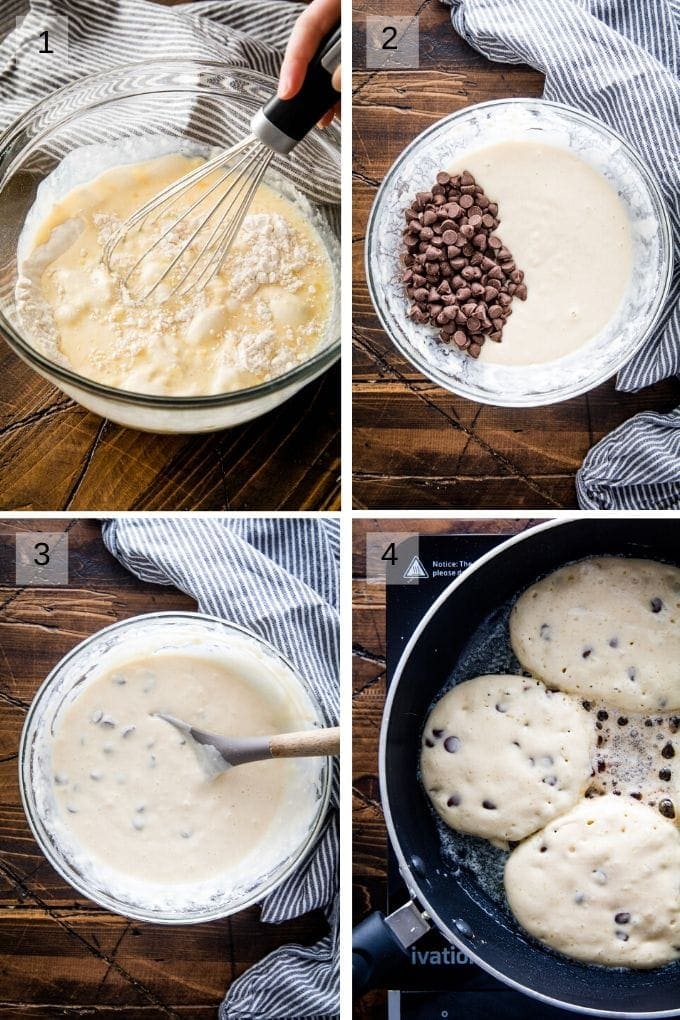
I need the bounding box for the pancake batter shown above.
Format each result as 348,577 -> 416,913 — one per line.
505,795 -> 680,968
447,141 -> 633,366
510,556 -> 680,713
421,674 -> 594,844
50,648 -> 319,888
16,154 -> 335,396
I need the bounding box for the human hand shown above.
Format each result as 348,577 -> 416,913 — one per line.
278,0 -> 341,127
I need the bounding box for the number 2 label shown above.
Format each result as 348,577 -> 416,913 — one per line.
382,26 -> 398,50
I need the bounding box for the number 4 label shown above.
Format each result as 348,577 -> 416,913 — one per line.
366,532 -> 426,586
365,16 -> 420,70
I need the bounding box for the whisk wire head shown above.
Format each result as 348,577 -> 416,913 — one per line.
103,134 -> 271,303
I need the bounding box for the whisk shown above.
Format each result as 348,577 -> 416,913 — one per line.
104,24 -> 340,302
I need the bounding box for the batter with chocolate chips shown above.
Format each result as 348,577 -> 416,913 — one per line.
420,554 -> 680,969
402,141 -> 632,365
49,644 -> 320,894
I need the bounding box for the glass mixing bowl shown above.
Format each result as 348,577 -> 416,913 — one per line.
0,62 -> 340,433
19,612 -> 332,923
366,99 -> 673,407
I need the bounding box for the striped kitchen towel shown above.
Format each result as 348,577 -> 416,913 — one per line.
442,0 -> 680,509
0,0 -> 302,126
102,517 -> 340,1020
0,0 -> 339,210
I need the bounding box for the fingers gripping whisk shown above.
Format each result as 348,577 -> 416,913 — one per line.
103,136 -> 274,303
103,22 -> 339,304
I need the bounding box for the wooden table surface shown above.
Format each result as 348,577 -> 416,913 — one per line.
352,516 -> 544,1019
351,0 -> 680,510
0,0 -> 339,513
0,518 -> 329,1018
0,358 -> 340,511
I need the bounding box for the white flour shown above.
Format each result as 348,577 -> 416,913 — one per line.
16,153 -> 338,396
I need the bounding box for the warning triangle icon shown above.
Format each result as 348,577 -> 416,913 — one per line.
403,555 -> 429,580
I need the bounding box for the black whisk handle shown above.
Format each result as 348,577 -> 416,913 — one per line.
251,22 -> 341,155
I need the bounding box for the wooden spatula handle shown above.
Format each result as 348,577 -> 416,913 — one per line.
270,726 -> 340,758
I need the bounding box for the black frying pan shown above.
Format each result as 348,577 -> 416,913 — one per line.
353,517 -> 680,1017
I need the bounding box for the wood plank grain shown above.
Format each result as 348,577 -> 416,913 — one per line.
0,519 -> 329,1014
0,355 -> 340,511
351,0 -> 680,509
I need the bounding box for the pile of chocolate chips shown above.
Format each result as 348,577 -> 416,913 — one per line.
401,170 -> 527,359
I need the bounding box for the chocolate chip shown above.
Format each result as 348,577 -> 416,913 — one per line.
582,700 -> 592,711
582,647 -> 593,659
400,170 -> 527,356
662,742 -> 675,759
650,597 -> 664,613
482,800 -> 497,810
444,736 -> 461,753
659,768 -> 672,781
616,931 -> 629,942
597,710 -> 609,721
609,637 -> 619,648
615,912 -> 631,924
432,728 -> 444,738
617,717 -> 628,727
447,793 -> 461,807
659,799 -> 675,818
540,623 -> 551,640
425,738 -> 435,748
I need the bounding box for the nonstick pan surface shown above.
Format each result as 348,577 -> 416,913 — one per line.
380,517 -> 680,1017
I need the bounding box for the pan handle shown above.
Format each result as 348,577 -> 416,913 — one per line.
352,901 -> 431,998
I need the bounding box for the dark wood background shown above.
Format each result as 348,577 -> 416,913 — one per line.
0,0 -> 340,513
0,518 -> 329,1017
351,0 -> 680,509
352,516 -> 543,1019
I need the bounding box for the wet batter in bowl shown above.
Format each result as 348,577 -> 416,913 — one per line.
16,154 -> 336,396
50,648 -> 320,889
447,141 -> 633,366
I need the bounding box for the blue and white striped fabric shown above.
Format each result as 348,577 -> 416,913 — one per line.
0,0 -> 303,127
102,517 -> 339,1020
442,0 -> 680,509
0,0 -> 339,204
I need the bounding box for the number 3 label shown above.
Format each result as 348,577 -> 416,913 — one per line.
15,532 -> 68,586
33,542 -> 50,567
